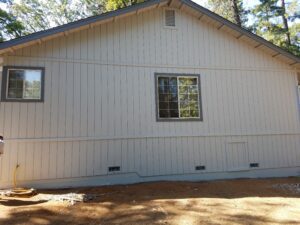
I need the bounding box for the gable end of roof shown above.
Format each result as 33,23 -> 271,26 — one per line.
0,0 -> 299,68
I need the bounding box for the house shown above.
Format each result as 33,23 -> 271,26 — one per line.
0,0 -> 299,189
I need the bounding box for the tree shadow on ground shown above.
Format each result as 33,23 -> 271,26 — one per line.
1,177 -> 300,225
0,199 -> 47,207
1,199 -> 299,225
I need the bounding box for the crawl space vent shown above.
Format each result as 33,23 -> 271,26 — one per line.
195,165 -> 206,171
250,163 -> 259,168
108,166 -> 120,172
165,9 -> 175,27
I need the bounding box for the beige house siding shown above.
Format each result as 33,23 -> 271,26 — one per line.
0,7 -> 299,187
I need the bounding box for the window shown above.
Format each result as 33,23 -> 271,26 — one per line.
1,66 -> 44,102
155,73 -> 202,120
165,9 -> 176,27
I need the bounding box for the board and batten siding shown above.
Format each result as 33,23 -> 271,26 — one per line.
0,8 -> 299,187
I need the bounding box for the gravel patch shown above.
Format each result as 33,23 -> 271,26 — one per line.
37,193 -> 98,205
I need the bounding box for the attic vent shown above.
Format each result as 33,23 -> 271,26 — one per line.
165,9 -> 175,27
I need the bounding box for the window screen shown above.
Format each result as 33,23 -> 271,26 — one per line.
1,67 -> 44,102
156,74 -> 202,120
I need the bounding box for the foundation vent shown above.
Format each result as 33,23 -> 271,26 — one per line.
250,163 -> 259,168
195,165 -> 206,171
108,166 -> 121,172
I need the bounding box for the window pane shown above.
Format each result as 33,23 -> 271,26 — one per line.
8,88 -> 23,99
179,94 -> 188,102
157,76 -> 200,119
158,77 -> 169,87
159,110 -> 170,118
179,85 -> 188,94
189,94 -> 198,102
159,102 -> 169,109
159,94 -> 169,102
169,92 -> 178,101
7,70 -> 24,99
169,110 -> 179,117
169,77 -> 177,86
169,85 -> 177,94
178,77 -> 200,118
157,76 -> 178,118
179,77 -> 197,85
190,110 -> 199,117
180,110 -> 190,117
189,85 -> 198,94
7,69 -> 42,100
169,101 -> 178,109
24,70 -> 42,99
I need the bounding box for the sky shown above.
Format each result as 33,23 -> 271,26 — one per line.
193,0 -> 260,8
0,0 -> 261,11
0,0 -> 297,27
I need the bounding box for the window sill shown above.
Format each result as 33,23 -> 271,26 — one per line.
0,99 -> 44,103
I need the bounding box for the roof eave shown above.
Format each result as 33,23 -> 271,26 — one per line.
0,0 -> 299,67
180,0 -> 300,66
0,0 -> 168,53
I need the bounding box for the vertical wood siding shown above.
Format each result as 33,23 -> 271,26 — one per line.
0,8 -> 299,185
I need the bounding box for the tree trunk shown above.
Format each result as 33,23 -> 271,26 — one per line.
281,0 -> 291,46
231,0 -> 242,26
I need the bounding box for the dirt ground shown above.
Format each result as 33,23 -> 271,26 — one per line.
1,177 -> 300,225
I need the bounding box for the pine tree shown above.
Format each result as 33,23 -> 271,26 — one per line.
253,0 -> 300,56
207,0 -> 249,27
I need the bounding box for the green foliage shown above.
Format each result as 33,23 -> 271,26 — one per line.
0,1 -> 25,42
252,0 -> 300,56
207,0 -> 249,27
10,0 -> 105,33
85,0 -> 106,15
105,0 -> 144,11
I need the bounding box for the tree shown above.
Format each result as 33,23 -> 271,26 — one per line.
231,0 -> 242,26
105,0 -> 144,11
85,0 -> 106,16
10,0 -> 105,33
252,0 -> 300,56
0,0 -> 25,42
280,0 -> 291,45
207,0 -> 248,27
